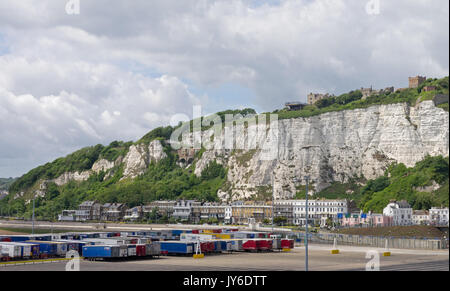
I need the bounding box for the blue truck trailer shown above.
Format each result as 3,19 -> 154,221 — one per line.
160,241 -> 194,255
82,245 -> 121,260
55,240 -> 86,255
24,241 -> 58,257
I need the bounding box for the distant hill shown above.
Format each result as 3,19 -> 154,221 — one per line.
0,178 -> 16,191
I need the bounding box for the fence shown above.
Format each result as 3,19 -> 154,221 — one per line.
292,232 -> 448,250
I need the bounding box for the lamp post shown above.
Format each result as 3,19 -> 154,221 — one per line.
32,196 -> 35,235
304,175 -> 310,272
272,171 -> 275,233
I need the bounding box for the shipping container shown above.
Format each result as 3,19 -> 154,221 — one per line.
216,233 -> 232,240
228,239 -> 243,251
272,238 -> 282,250
136,244 -> 146,257
28,234 -> 53,241
160,241 -> 194,255
0,243 -> 21,259
53,241 -> 68,256
215,240 -> 233,252
119,245 -> 128,257
25,240 -> 60,257
199,242 -> 209,253
26,243 -> 40,258
146,242 -> 161,257
55,240 -> 86,255
98,233 -> 109,238
256,239 -> 273,251
180,233 -> 215,241
0,245 -> 11,261
281,239 -> 294,249
127,244 -> 137,257
81,238 -> 132,246
82,245 -> 121,259
171,229 -> 185,237
4,235 -> 30,242
212,240 -> 223,252
0,242 -> 33,258
242,239 -> 257,251
0,249 -> 9,261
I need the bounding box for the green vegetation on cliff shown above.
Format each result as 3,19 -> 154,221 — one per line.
314,155 -> 449,213
0,150 -> 227,220
274,76 -> 449,120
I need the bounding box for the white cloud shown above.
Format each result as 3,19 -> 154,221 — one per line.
0,0 -> 448,176
0,58 -> 203,176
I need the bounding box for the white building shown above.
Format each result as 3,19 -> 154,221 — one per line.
412,210 -> 429,225
172,200 -> 201,221
58,210 -> 76,222
383,200 -> 412,226
429,207 -> 449,226
224,206 -> 232,224
275,199 -> 348,226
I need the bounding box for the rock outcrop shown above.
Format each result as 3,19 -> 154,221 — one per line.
91,159 -> 115,173
53,171 -> 92,186
122,140 -> 167,179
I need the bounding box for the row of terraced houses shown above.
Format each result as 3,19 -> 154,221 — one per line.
58,199 -> 449,227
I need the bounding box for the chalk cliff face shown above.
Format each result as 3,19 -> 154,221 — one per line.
194,101 -> 449,201
121,140 -> 167,179
53,171 -> 92,186
91,159 -> 116,173
41,140 -> 167,188
19,101 -> 449,202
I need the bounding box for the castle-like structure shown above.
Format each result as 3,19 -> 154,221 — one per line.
408,76 -> 426,88
307,93 -> 332,105
361,86 -> 394,100
288,76 -> 429,108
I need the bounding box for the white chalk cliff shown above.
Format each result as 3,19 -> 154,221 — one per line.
27,101 -> 449,202
121,140 -> 167,179
193,101 -> 449,201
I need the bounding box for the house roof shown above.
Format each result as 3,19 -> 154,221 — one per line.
397,200 -> 411,208
79,201 -> 96,207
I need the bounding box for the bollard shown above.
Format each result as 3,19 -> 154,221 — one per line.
193,240 -> 204,259
331,237 -> 339,254
383,238 -> 391,256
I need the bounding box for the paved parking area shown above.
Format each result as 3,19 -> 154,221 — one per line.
1,244 -> 448,271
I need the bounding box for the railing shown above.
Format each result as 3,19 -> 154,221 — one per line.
300,232 -> 449,250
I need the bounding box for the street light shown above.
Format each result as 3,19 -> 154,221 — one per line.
32,195 -> 35,235
272,171 -> 275,233
292,175 -> 309,271
304,175 -> 310,272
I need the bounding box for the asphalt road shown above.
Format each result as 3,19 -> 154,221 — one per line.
1,245 -> 448,271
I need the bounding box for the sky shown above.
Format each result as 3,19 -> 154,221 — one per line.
0,0 -> 448,178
